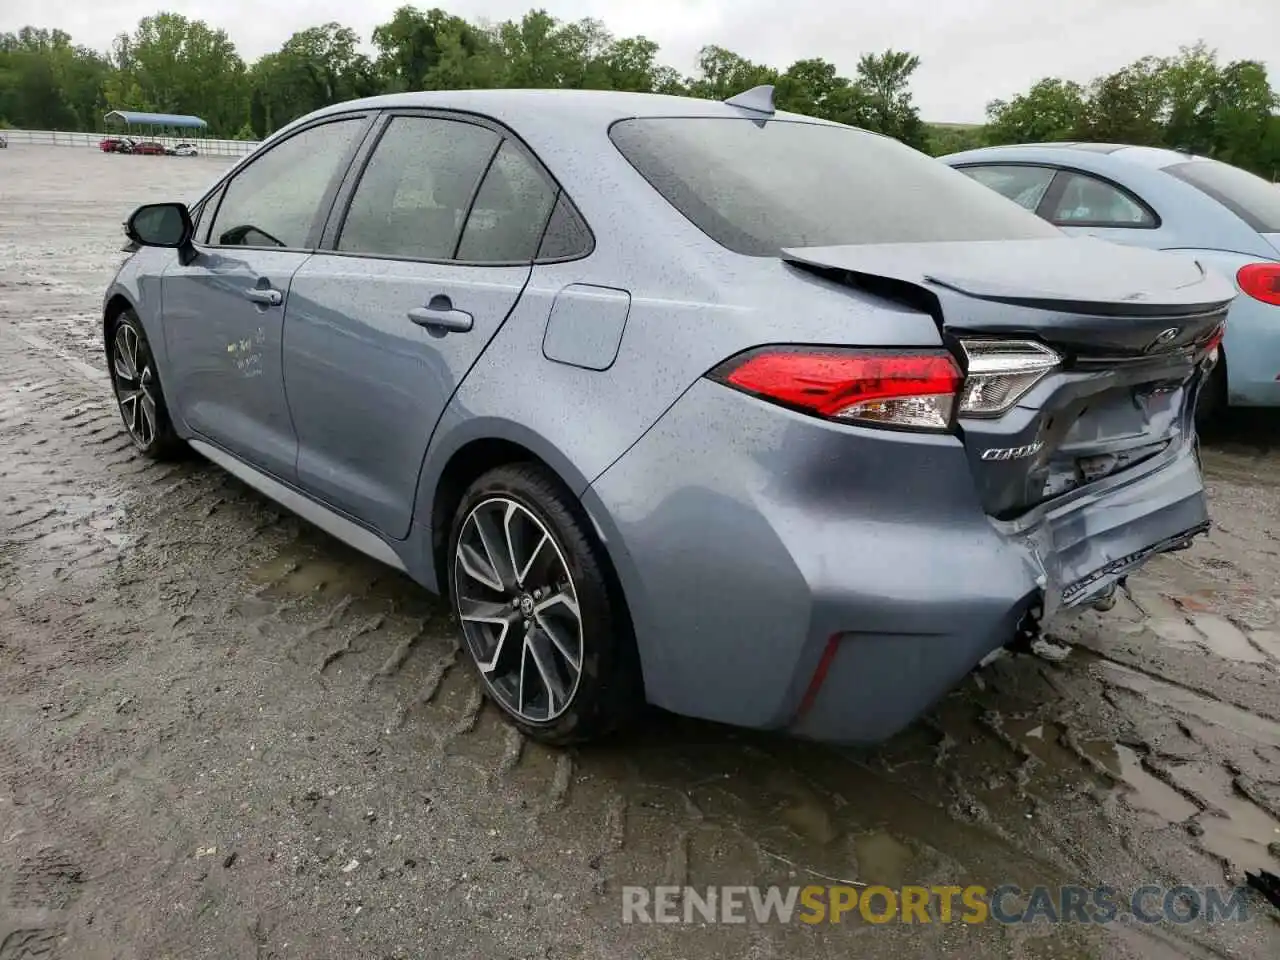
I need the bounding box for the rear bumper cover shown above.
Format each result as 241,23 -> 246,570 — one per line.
585,378 -> 1208,745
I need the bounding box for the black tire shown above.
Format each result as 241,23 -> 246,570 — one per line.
107,309 -> 185,459
447,462 -> 642,745
1195,354 -> 1227,435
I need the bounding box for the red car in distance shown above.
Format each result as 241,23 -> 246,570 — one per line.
131,140 -> 167,156
100,137 -> 132,153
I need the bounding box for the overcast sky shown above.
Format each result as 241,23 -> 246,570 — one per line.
10,0 -> 1280,123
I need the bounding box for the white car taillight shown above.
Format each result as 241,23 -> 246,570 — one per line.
958,340 -> 1061,417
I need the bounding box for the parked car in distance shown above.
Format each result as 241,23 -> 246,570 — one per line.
942,143 -> 1280,420
103,88 -> 1233,747
168,142 -> 199,157
0,133 -> 7,149
130,140 -> 167,156
100,136 -> 132,153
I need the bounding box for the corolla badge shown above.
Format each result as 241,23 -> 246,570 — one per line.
981,441 -> 1044,461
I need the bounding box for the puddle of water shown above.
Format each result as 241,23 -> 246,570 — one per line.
1084,742 -> 1198,823
852,831 -> 914,888
1188,612 -> 1268,663
1094,661 -> 1280,744
1165,762 -> 1280,868
248,553 -> 355,599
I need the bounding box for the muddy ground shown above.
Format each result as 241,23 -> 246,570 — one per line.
1,145 -> 1279,959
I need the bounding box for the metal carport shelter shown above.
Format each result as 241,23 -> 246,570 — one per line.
103,110 -> 208,138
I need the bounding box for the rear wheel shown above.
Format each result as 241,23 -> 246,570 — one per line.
108,310 -> 184,459
447,463 -> 641,745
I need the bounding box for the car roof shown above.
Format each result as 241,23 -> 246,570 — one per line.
300,87 -> 837,132
941,141 -> 1200,171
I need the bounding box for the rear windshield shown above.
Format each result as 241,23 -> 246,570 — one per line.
608,117 -> 1061,256
1164,159 -> 1280,233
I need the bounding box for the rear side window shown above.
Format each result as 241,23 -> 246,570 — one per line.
1164,159 -> 1280,233
456,140 -> 558,263
338,116 -> 500,260
537,194 -> 593,260
959,165 -> 1056,212
210,118 -> 363,249
1045,171 -> 1157,227
609,118 -> 1060,256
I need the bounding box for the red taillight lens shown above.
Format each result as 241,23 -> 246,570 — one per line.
1237,263 -> 1280,306
709,347 -> 963,431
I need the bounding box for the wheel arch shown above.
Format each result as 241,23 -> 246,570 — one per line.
103,292 -> 135,351
423,429 -> 644,694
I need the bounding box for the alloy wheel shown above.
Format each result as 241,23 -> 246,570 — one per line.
112,323 -> 158,448
453,496 -> 584,723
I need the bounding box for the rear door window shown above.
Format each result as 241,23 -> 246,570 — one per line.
958,165 -> 1057,212
609,117 -> 1060,257
1164,159 -> 1280,233
456,140 -> 559,263
1044,171 -> 1157,228
337,116 -> 500,260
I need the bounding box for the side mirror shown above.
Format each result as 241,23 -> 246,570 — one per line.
126,202 -> 194,249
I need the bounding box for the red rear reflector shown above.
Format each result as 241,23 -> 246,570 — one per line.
1203,324 -> 1225,354
1237,263 -> 1280,306
709,347 -> 962,431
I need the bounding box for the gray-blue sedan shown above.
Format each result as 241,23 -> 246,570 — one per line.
103,90 -> 1233,746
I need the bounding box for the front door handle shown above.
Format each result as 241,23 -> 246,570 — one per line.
408,295 -> 473,334
244,287 -> 283,307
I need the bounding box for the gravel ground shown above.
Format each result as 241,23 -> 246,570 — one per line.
1,144 -> 1279,959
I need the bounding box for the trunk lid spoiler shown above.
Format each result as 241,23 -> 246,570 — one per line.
782,237 -> 1236,356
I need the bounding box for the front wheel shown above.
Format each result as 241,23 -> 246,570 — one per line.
447,463 -> 641,745
107,310 -> 185,459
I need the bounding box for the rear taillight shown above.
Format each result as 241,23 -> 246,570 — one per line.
957,340 -> 1061,416
1237,263 -> 1280,306
708,347 -> 963,431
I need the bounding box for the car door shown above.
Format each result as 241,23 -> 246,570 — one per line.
1036,168 -> 1167,250
283,113 -> 560,539
160,115 -> 371,481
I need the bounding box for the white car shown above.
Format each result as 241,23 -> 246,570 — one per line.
171,143 -> 199,157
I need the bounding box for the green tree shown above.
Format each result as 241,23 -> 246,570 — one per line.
686,45 -> 777,101
107,13 -> 247,135
985,78 -> 1088,144
372,6 -> 493,92
251,24 -> 378,131
855,50 -> 925,147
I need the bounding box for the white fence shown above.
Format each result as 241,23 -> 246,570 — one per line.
2,128 -> 260,158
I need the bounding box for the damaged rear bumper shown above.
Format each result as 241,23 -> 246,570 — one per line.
994,438 -> 1210,622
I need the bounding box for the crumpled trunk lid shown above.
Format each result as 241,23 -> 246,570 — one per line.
782,237 -> 1235,520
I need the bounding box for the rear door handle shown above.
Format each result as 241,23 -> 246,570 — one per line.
244,287 -> 283,307
408,297 -> 473,334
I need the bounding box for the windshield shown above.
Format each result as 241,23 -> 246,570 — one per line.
1163,159 -> 1280,233
609,117 -> 1061,256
